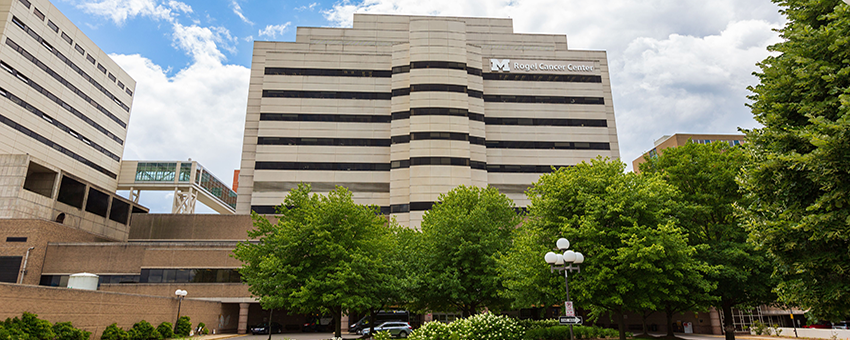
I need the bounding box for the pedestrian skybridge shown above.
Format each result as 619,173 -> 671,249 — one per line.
117,160 -> 236,214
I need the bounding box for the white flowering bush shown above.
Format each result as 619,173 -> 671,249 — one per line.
452,312 -> 525,340
409,320 -> 456,340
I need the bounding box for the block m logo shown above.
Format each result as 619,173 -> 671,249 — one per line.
490,59 -> 510,72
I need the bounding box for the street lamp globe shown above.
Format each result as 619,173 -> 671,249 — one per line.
555,254 -> 565,265
556,238 -> 570,251
574,253 -> 584,264
545,252 -> 558,264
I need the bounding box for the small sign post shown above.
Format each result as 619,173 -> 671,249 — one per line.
559,316 -> 583,325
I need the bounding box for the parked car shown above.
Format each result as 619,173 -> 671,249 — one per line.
349,310 -> 410,334
833,321 -> 849,329
361,321 -> 413,338
250,322 -> 283,334
804,322 -> 832,329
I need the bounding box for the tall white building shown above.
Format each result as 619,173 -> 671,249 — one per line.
0,0 -> 142,239
237,14 -> 620,227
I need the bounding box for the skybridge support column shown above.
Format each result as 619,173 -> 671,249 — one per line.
172,187 -> 197,214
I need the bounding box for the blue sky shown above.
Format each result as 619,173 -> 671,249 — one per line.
51,0 -> 788,213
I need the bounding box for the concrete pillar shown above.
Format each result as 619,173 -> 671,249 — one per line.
237,303 -> 250,334
710,307 -> 723,335
341,314 -> 349,332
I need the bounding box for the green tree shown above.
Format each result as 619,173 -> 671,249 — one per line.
742,0 -> 850,321
641,141 -> 776,340
502,158 -> 712,340
232,184 -> 396,338
416,185 -> 520,316
173,316 -> 191,337
155,322 -> 173,339
100,324 -> 129,340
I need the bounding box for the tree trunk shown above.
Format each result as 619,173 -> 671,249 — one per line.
334,308 -> 342,338
722,302 -> 736,340
665,304 -> 675,338
641,310 -> 649,336
617,308 -> 627,340
368,309 -> 377,338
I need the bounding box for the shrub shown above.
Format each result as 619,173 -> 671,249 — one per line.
128,321 -> 161,340
0,321 -> 33,340
373,331 -> 393,340
156,322 -> 173,339
53,322 -> 91,340
173,316 -> 191,337
523,325 -> 623,340
518,319 -> 560,331
196,322 -> 208,335
101,324 -> 129,340
408,321 -> 454,340
14,312 -> 54,340
450,313 -> 524,340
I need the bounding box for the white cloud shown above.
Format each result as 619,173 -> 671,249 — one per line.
322,0 -> 785,170
114,53 -> 250,200
77,0 -> 190,25
231,0 -> 254,25
257,23 -> 292,39
172,23 -> 238,64
296,2 -> 320,11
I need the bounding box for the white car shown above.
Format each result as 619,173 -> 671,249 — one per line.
360,321 -> 413,338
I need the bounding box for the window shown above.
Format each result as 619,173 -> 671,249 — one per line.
86,54 -> 95,65
117,80 -> 124,89
255,162 -> 391,171
126,88 -> 133,96
61,32 -> 72,44
47,20 -> 58,33
18,0 -> 31,9
259,113 -> 390,123
74,44 -> 85,55
96,63 -> 106,74
108,73 -> 116,82
33,8 -> 44,21
262,90 -> 390,100
264,67 -> 391,77
6,237 -> 27,242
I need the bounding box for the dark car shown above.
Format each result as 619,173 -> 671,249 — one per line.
250,322 -> 283,334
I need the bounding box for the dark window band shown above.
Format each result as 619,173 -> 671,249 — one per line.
254,181 -> 389,193
468,89 -> 483,98
392,61 -> 483,76
10,17 -> 131,113
392,88 -> 410,97
392,85 -> 484,98
264,67 -> 391,77
263,90 -> 390,100
255,162 -> 390,171
4,38 -> 125,143
484,95 -> 604,105
485,117 -> 607,127
257,137 -> 390,147
391,109 -> 484,122
0,86 -> 120,161
0,109 -> 117,179
389,201 -> 434,213
253,205 -> 393,215
485,141 -> 610,150
139,268 -> 241,283
486,164 -> 570,173
483,73 -> 602,83
391,157 -> 475,169
390,132 -> 485,145
260,113 -> 390,123
0,60 -> 123,146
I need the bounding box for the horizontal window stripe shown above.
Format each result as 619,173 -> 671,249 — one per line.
264,67 -> 391,77
391,108 -> 483,121
392,85 -> 484,99
0,60 -> 124,145
483,73 -> 602,83
485,141 -> 610,150
255,162 -> 390,171
257,137 -> 390,147
484,95 -> 604,104
486,164 -> 570,173
468,89 -> 483,98
4,39 -> 126,141
263,90 -> 391,100
390,132 -> 486,145
485,117 -> 607,127
490,184 -> 532,194
392,61 -> 483,76
0,86 -> 120,161
253,205 -> 393,215
0,111 -> 117,179
11,17 -> 130,114
391,88 -> 410,97
259,113 -> 390,123
389,201 -> 435,213
254,181 -> 389,193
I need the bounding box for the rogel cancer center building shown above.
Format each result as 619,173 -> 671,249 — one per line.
238,14 -> 620,227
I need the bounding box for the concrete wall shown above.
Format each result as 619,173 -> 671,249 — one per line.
0,219 -> 108,285
777,328 -> 850,339
0,283 -> 226,338
128,214 -> 254,241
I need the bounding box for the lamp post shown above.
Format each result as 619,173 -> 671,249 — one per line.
545,238 -> 585,340
174,289 -> 188,333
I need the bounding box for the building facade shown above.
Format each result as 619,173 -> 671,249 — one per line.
631,133 -> 746,173
237,14 -> 620,227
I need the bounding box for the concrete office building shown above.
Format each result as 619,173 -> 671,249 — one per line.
237,14 -> 620,227
0,0 -> 144,240
632,133 -> 746,172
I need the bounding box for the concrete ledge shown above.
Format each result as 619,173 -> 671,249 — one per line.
776,328 -> 850,339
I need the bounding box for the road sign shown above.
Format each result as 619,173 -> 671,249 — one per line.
564,301 -> 575,317
559,316 -> 582,325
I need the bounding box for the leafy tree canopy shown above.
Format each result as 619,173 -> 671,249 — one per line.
742,0 -> 850,320
232,184 -> 396,337
416,185 -> 520,316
